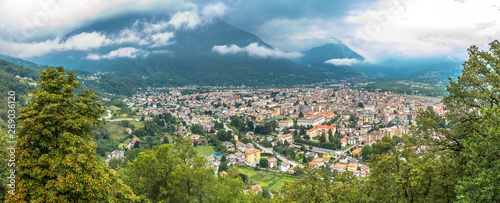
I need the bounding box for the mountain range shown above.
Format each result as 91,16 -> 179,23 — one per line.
0,14 -> 464,88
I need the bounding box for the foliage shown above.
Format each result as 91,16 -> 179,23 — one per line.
455,107 -> 500,202
259,158 -> 268,168
124,137 -> 250,202
278,166 -> 360,202
6,66 -> 136,202
414,40 -> 500,202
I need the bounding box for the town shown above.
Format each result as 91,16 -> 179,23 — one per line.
104,85 -> 444,183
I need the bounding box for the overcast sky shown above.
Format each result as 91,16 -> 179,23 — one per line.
0,0 -> 499,61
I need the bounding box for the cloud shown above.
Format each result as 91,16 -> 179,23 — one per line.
324,58 -> 361,66
0,0 -> 198,40
344,0 -> 500,59
256,18 -> 348,52
202,2 -> 228,19
149,32 -> 175,47
0,32 -> 112,58
212,43 -> 303,58
167,11 -> 200,29
86,47 -> 148,60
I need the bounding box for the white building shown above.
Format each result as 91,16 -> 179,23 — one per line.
297,116 -> 325,127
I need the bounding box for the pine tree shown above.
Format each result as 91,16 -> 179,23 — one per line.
6,67 -> 136,202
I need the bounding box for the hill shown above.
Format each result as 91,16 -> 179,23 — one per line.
26,14 -> 359,86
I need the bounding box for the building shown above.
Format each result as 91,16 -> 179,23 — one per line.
348,162 -> 358,172
278,134 -> 294,144
297,116 -> 325,127
352,148 -> 363,156
224,141 -> 235,151
246,149 -> 261,163
280,161 -> 291,172
305,152 -> 318,160
190,134 -> 201,142
278,120 -> 294,128
332,163 -> 347,174
267,157 -> 278,168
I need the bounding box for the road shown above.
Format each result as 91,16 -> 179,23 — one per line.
292,144 -> 336,155
254,142 -> 303,167
106,117 -> 152,122
99,110 -> 112,120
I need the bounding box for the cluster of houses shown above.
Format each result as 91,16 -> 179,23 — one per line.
123,86 -> 442,151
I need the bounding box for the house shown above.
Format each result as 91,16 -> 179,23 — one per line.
305,152 -> 318,160
278,120 -> 294,128
246,149 -> 261,163
289,165 -> 297,174
306,127 -> 319,138
227,154 -> 238,162
347,137 -> 356,145
352,148 -> 363,156
124,128 -> 132,135
278,134 -> 294,144
341,137 -> 347,148
267,157 -> 278,168
125,137 -> 140,149
250,185 -> 262,193
280,161 -> 291,172
339,155 -> 348,164
236,141 -> 246,151
224,141 -> 235,151
348,162 -> 358,172
190,134 -> 201,141
246,143 -> 255,150
234,152 -> 245,161
332,163 -> 347,174
106,150 -> 125,163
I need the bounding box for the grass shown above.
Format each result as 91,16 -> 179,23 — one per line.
129,120 -> 144,129
131,107 -> 142,111
237,165 -> 301,191
196,145 -> 217,156
109,105 -> 122,111
269,176 -> 301,191
104,122 -> 128,140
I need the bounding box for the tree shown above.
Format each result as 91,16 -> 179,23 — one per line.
259,159 -> 268,168
455,107 -> 500,202
415,40 -> 500,202
125,137 -> 251,202
261,187 -> 271,199
360,136 -> 457,202
6,67 -> 136,202
279,166 -> 360,202
328,129 -> 333,141
319,132 -> 326,143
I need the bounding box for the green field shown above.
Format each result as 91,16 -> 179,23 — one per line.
129,120 -> 144,129
196,145 -> 216,156
269,176 -> 301,191
237,166 -> 301,191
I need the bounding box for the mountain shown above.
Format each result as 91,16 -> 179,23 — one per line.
298,42 -> 365,65
0,59 -> 38,122
376,57 -> 464,78
296,42 -> 378,77
26,14 -> 359,86
0,54 -> 47,72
